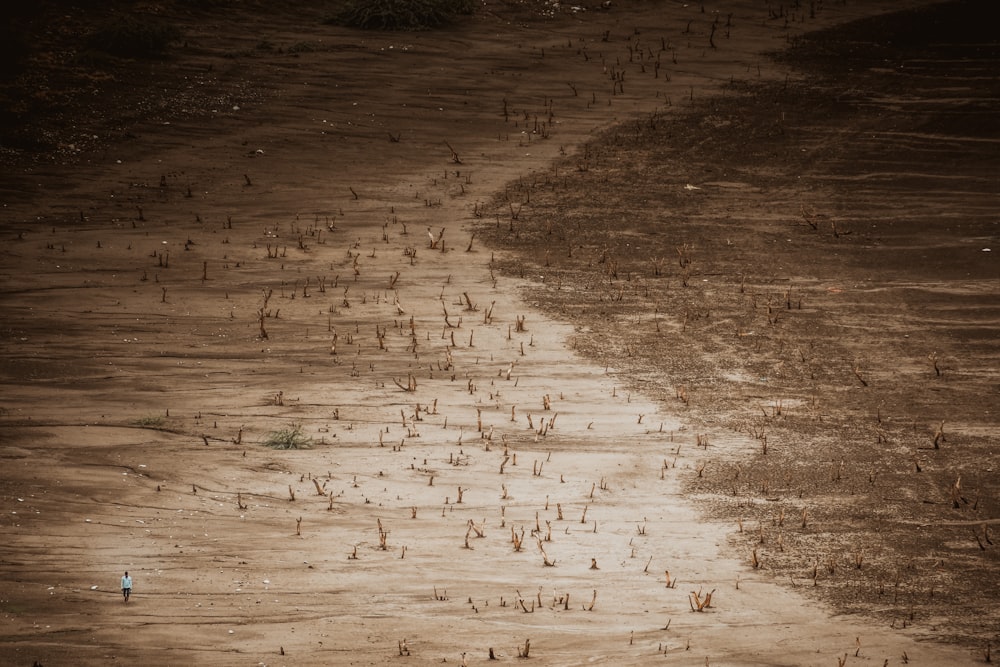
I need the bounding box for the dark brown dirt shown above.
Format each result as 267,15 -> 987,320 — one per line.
477,0 -> 1000,648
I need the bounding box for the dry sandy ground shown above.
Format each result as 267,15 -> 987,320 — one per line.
0,1 -> 993,665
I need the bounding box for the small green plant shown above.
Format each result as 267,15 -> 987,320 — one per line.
134,415 -> 165,428
263,424 -> 312,450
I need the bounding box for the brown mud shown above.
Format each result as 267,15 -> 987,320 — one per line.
1,1 -> 997,665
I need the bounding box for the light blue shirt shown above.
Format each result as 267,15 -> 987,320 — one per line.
122,575 -> 132,589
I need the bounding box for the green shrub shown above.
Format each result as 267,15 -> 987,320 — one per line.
263,424 -> 312,450
134,415 -> 165,428
86,14 -> 182,58
328,0 -> 477,31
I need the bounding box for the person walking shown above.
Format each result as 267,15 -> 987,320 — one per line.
121,571 -> 132,603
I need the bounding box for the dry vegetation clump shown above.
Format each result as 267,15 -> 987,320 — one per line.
263,424 -> 312,450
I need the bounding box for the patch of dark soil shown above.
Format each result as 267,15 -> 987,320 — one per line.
0,1 -> 282,166
478,0 -> 1000,649
778,0 -> 1000,75
0,0 -> 596,168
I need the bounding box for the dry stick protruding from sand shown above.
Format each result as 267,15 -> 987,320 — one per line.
537,538 -> 556,566
928,351 -> 942,377
511,526 -> 525,551
463,524 -> 474,550
933,420 -> 946,449
377,519 -> 389,550
428,227 -> 446,249
442,302 -> 457,328
444,141 -> 462,164
951,475 -> 967,509
462,292 -> 478,312
689,587 -> 715,612
393,374 -> 418,392
852,363 -> 869,387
